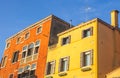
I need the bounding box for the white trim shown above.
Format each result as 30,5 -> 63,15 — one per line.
36,25 -> 43,35
24,32 -> 30,40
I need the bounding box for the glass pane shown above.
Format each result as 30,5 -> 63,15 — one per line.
18,68 -> 23,73
28,43 -> 34,49
85,53 -> 91,66
31,64 -> 36,70
24,65 -> 30,71
35,41 -> 40,46
23,46 -> 27,51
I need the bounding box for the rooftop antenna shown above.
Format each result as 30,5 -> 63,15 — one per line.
69,20 -> 72,28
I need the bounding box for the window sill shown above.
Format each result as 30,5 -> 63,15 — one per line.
81,66 -> 92,71
58,72 -> 67,76
46,75 -> 53,78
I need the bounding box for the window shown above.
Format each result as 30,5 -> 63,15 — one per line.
17,37 -> 21,44
24,65 -> 31,71
34,40 -> 40,54
11,51 -> 19,63
9,74 -> 13,78
61,36 -> 71,46
36,26 -> 42,34
1,56 -> 7,67
46,61 -> 55,75
25,32 -> 30,39
27,43 -> 34,56
22,46 -> 27,58
82,27 -> 93,38
31,63 -> 37,70
59,57 -> 70,72
18,68 -> 23,74
30,63 -> 36,77
80,50 -> 93,67
6,42 -> 10,48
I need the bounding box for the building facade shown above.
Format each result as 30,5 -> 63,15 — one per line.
45,10 -> 120,78
0,10 -> 120,78
0,15 -> 70,78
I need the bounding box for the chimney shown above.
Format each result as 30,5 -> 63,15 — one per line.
111,10 -> 119,27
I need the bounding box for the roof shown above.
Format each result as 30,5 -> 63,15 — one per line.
57,18 -> 120,36
6,15 -> 71,42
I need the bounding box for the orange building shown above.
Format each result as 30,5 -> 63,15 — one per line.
0,15 -> 70,78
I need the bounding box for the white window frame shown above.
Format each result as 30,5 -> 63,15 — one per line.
31,63 -> 37,70
16,37 -> 21,44
61,36 -> 71,46
82,27 -> 93,38
80,50 -> 93,67
36,26 -> 42,34
1,56 -> 7,68
46,60 -> 56,75
27,43 -> 34,56
24,32 -> 30,40
5,42 -> 10,49
22,46 -> 28,58
59,56 -> 70,72
18,67 -> 24,74
34,40 -> 40,54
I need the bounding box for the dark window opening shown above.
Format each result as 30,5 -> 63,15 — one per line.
9,74 -> 13,78
83,27 -> 93,38
62,36 -> 71,45
12,51 -> 19,63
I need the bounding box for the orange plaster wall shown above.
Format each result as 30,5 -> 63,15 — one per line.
0,19 -> 52,78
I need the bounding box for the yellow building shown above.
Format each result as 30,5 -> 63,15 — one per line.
44,10 -> 120,78
106,67 -> 120,78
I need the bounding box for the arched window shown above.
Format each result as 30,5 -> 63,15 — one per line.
27,43 -> 34,56
22,46 -> 27,58
34,40 -> 40,54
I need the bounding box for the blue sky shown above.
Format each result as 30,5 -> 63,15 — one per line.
0,0 -> 120,60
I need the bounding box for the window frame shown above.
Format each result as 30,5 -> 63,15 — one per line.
59,56 -> 70,72
16,37 -> 21,44
11,51 -> 19,63
36,26 -> 42,34
24,32 -> 30,39
9,74 -> 14,78
6,42 -> 10,49
61,36 -> 71,46
80,50 -> 93,68
18,67 -> 24,74
27,43 -> 34,56
34,40 -> 40,54
22,46 -> 28,58
1,56 -> 7,68
46,60 -> 56,75
82,27 -> 93,38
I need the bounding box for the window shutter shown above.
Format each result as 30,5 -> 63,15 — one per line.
68,36 -> 71,43
80,53 -> 84,67
82,30 -> 84,38
53,61 -> 56,74
58,59 -> 61,72
67,56 -> 70,71
45,62 -> 48,75
90,27 -> 93,36
90,50 -> 93,65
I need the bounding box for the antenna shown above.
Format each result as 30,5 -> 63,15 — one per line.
69,20 -> 72,28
